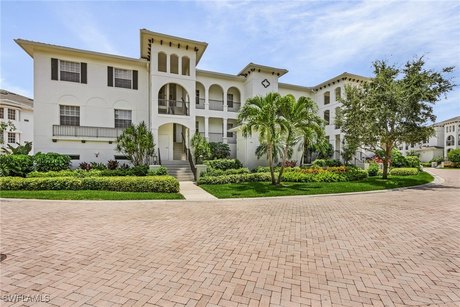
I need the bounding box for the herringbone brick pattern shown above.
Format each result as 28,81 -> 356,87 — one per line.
1,169 -> 459,306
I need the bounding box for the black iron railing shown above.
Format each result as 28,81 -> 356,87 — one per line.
181,132 -> 196,180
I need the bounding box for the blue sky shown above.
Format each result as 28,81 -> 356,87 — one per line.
1,0 -> 459,122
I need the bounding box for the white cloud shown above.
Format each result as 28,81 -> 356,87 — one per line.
50,2 -> 118,54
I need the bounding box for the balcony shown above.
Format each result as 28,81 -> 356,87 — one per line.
158,99 -> 189,116
208,132 -> 223,143
195,97 -> 205,109
209,99 -> 224,111
227,102 -> 241,112
53,125 -> 124,138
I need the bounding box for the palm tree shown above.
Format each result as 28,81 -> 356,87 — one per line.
277,95 -> 325,184
238,93 -> 287,185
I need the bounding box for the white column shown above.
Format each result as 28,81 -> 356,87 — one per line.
178,56 -> 182,76
223,90 -> 228,112
152,128 -> 159,162
205,86 -> 209,111
204,116 -> 209,141
223,118 -> 228,144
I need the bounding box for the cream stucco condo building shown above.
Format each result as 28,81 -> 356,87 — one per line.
16,29 -> 368,172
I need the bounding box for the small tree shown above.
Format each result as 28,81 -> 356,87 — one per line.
191,132 -> 210,164
209,142 -> 230,160
337,58 -> 454,178
3,141 -> 33,155
116,121 -> 155,166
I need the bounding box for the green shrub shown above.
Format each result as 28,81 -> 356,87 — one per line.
130,165 -> 149,176
34,152 -> 71,172
391,149 -> 406,168
148,166 -> 168,176
312,159 -> 326,167
342,168 -> 368,181
209,142 -> 231,160
204,159 -> 242,170
405,156 -> 420,168
202,167 -> 250,177
198,173 -> 271,185
389,168 -> 419,176
448,149 -> 460,163
430,156 -> 444,164
0,154 -> 34,177
90,162 -> 107,170
367,162 -> 380,177
421,162 -> 431,167
0,176 -> 179,193
28,170 -> 76,178
324,159 -> 343,167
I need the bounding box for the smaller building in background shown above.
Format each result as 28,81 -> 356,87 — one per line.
0,89 -> 34,151
399,115 -> 460,162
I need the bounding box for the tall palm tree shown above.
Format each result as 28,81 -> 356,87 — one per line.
277,95 -> 325,184
238,93 -> 287,185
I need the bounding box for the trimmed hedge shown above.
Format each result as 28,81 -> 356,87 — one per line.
198,173 -> 271,184
204,159 -> 243,170
202,167 -> 250,177
0,176 -> 179,193
27,166 -> 159,178
389,168 -> 419,176
147,166 -> 168,176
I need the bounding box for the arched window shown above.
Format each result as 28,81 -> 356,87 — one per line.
170,54 -> 178,74
324,91 -> 330,105
324,110 -> 330,125
446,135 -> 455,146
181,56 -> 190,76
458,134 -> 460,146
335,87 -> 341,101
158,52 -> 167,72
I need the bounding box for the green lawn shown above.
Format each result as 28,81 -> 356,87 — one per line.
200,172 -> 434,199
0,190 -> 184,200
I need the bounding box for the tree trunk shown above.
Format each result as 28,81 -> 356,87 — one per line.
268,144 -> 276,185
382,145 -> 392,179
277,145 -> 289,185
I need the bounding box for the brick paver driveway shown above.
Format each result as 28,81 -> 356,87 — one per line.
1,169 -> 459,306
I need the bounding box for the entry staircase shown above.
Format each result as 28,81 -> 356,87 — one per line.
162,141 -> 195,181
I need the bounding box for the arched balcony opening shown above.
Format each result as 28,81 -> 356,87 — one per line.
170,54 -> 179,74
195,82 -> 205,110
227,87 -> 241,112
181,56 -> 190,76
158,52 -> 167,72
335,87 -> 341,101
324,91 -> 330,105
446,135 -> 455,146
209,84 -> 224,111
158,83 -> 190,116
324,110 -> 330,125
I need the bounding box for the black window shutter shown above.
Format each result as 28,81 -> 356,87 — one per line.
107,66 -> 113,87
133,70 -> 138,90
81,63 -> 87,84
51,58 -> 58,80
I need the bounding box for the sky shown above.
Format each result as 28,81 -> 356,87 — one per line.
1,0 -> 459,122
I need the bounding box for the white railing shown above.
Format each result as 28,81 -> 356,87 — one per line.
53,125 -> 124,138
209,99 -> 224,111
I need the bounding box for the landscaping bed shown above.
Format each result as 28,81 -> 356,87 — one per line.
200,172 -> 433,198
0,190 -> 183,200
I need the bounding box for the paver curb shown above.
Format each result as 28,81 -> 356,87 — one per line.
0,170 -> 443,203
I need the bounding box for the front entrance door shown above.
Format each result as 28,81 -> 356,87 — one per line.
159,134 -> 170,161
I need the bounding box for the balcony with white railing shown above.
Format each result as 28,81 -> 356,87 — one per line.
209,99 -> 224,111
158,99 -> 190,116
195,97 -> 205,109
52,125 -> 124,139
208,132 -> 223,143
227,102 -> 241,112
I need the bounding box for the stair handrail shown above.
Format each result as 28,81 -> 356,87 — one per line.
157,148 -> 162,165
181,132 -> 196,180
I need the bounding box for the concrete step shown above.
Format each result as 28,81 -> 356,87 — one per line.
162,160 -> 195,181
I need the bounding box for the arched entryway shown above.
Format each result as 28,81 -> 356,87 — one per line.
158,122 -> 191,162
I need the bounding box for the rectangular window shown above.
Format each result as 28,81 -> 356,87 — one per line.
227,94 -> 234,108
60,105 -> 80,126
60,60 -> 81,82
7,132 -> 16,144
0,132 -> 4,144
227,123 -> 234,138
114,109 -> 132,128
8,109 -> 16,120
196,90 -> 200,104
196,121 -> 199,133
0,107 -> 4,119
114,68 -> 132,89
67,155 -> 80,160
